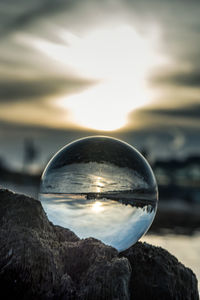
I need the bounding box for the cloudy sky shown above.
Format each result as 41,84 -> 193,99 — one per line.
0,0 -> 200,168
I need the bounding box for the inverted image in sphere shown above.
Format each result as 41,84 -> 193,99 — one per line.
39,136 -> 158,252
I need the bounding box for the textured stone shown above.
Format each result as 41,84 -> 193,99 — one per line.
0,189 -> 199,300
121,242 -> 199,300
0,189 -> 130,300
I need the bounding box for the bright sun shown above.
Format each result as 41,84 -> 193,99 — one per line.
91,201 -> 104,213
32,24 -> 162,131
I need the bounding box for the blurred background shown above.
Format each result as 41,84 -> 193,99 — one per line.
0,0 -> 199,287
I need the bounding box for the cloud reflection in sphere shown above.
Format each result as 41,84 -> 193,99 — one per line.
39,136 -> 158,252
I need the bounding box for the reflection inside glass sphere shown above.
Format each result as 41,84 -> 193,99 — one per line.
39,136 -> 158,252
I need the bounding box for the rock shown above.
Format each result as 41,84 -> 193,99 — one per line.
121,243 -> 199,300
0,189 -> 199,300
0,189 -> 130,300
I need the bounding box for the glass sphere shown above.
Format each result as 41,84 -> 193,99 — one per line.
39,136 -> 158,252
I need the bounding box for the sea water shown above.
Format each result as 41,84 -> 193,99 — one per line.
39,191 -> 156,252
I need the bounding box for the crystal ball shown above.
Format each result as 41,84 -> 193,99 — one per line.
39,136 -> 158,252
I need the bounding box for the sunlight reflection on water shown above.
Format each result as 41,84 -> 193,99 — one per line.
40,193 -> 156,252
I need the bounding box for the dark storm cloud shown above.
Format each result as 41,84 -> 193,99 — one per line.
151,69 -> 200,88
0,0 -> 196,38
0,77 -> 93,102
140,104 -> 200,120
0,0 -> 74,38
1,0 -> 200,40
0,0 -> 98,104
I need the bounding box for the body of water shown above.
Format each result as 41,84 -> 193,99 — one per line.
40,193 -> 156,252
41,162 -> 149,194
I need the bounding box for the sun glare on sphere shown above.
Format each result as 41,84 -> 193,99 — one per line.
96,176 -> 104,193
32,24 -> 164,131
91,201 -> 104,213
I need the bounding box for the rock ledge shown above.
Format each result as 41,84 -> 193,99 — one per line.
0,189 -> 199,300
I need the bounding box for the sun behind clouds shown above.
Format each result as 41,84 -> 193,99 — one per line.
35,24 -> 164,131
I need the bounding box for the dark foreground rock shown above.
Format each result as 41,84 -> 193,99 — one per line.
121,243 -> 199,300
0,189 -> 199,300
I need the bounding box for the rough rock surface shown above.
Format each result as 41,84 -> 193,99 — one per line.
121,243 -> 199,300
0,189 -> 199,300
